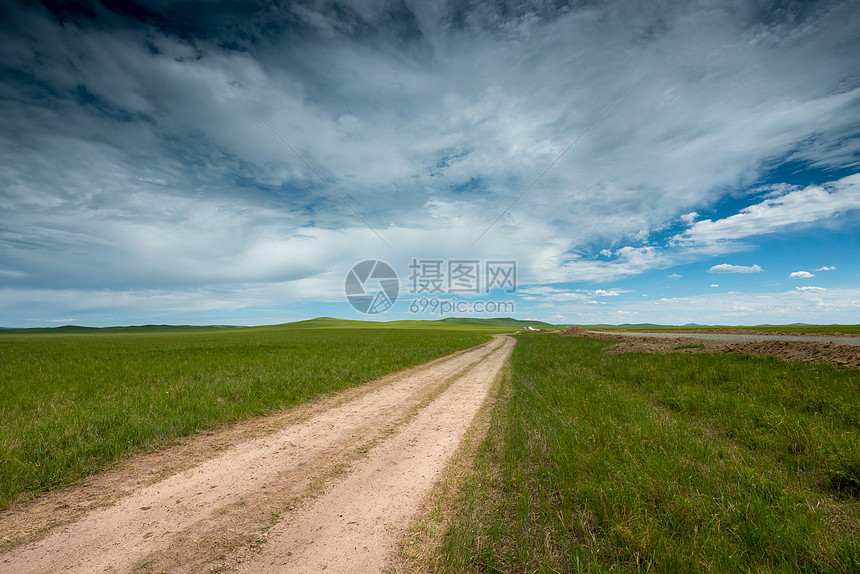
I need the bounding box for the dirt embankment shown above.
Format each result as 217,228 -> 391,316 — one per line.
559,328 -> 860,370
722,340 -> 860,369
650,327 -> 860,338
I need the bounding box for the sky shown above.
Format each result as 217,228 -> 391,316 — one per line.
1,0 -> 859,327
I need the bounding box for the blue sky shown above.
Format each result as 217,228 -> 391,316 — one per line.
1,0 -> 859,327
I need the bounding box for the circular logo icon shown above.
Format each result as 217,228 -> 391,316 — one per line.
344,260 -> 399,314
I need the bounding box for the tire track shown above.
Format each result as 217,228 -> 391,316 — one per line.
243,335 -> 515,573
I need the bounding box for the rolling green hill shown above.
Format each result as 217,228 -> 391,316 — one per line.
5,318 -> 858,335
0,324 -> 241,335
263,316 -> 553,332
0,317 -> 556,335
438,317 -> 555,328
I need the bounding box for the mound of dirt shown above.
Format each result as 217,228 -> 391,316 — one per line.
655,328 -> 756,335
596,334 -> 860,370
559,327 -> 587,337
558,327 -> 620,340
724,341 -> 860,369
649,328 -> 860,338
604,337 -> 718,355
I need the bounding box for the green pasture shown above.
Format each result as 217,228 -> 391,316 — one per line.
433,333 -> 860,573
0,327 -> 489,509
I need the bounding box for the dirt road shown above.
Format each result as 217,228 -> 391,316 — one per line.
0,335 -> 515,573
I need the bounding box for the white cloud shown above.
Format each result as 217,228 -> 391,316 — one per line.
680,212 -> 698,225
708,264 -> 763,274
518,287 -> 589,303
789,271 -> 814,279
519,286 -> 627,303
674,174 -> 860,250
579,287 -> 860,325
711,283 -> 719,287
815,266 -> 837,271
796,286 -> 827,292
0,269 -> 25,278
528,245 -> 673,284
599,249 -> 612,257
667,273 -> 682,279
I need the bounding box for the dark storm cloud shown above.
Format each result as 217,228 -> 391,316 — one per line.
35,0 -> 429,53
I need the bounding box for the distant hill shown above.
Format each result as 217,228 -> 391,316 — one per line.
264,317 -> 383,329
0,324 -> 241,335
438,317 -> 555,328
3,318 -> 857,335
0,317 -> 559,335
574,323 -> 674,329
266,316 -> 556,332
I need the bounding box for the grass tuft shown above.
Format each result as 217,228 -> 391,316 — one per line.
673,343 -> 706,350
828,457 -> 860,498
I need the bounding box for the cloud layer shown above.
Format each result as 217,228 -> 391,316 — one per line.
1,0 -> 859,325
709,264 -> 763,274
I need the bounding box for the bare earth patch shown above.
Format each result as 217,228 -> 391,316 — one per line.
647,327 -> 860,338
723,340 -> 860,369
0,336 -> 515,573
558,329 -> 860,370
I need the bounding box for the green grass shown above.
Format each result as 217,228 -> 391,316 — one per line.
435,334 -> 860,573
673,343 -> 707,350
0,327 -> 489,509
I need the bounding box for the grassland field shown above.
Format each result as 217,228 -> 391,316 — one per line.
423,333 -> 860,573
4,319 -> 860,572
0,326 -> 493,509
